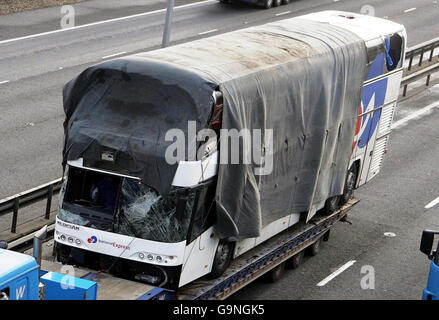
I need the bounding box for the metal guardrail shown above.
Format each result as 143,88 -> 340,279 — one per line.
0,178 -> 63,233
1,38 -> 439,239
402,36 -> 439,96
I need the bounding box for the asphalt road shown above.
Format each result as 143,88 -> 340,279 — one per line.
0,0 -> 439,300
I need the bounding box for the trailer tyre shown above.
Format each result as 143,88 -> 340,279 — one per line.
268,262 -> 285,282
306,237 -> 322,256
263,0 -> 273,9
273,0 -> 281,7
281,0 -> 289,4
210,241 -> 233,278
286,250 -> 305,269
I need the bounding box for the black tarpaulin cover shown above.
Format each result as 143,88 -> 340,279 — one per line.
62,17 -> 367,241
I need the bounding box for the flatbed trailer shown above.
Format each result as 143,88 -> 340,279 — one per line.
40,198 -> 358,300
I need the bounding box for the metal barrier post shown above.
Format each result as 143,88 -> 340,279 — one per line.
45,185 -> 54,220
11,198 -> 19,233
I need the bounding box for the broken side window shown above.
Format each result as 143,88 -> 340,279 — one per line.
58,178 -> 100,228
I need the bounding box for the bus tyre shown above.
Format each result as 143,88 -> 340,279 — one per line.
263,0 -> 273,9
306,237 -> 322,256
268,262 -> 285,282
341,165 -> 358,205
210,241 -> 233,278
324,195 -> 340,214
282,0 -> 289,4
286,250 -> 305,269
273,0 -> 281,7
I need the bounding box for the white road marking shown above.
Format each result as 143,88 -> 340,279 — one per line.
316,260 -> 356,287
0,80 -> 9,84
276,11 -> 291,16
198,29 -> 218,35
404,7 -> 417,13
384,232 -> 396,238
391,100 -> 439,129
425,196 -> 439,209
102,51 -> 127,59
0,0 -> 216,46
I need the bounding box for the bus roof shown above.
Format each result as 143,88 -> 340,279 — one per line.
301,11 -> 405,41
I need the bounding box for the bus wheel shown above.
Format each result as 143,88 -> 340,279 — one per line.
306,237 -> 323,256
341,165 -> 358,205
323,195 -> 340,214
273,0 -> 281,6
268,262 -> 285,282
286,250 -> 305,269
210,241 -> 233,278
282,0 -> 289,4
263,0 -> 273,9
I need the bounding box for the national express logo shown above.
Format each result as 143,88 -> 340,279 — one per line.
86,235 -> 130,250
353,53 -> 388,152
88,236 -> 97,244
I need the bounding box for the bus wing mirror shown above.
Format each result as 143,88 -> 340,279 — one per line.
420,230 -> 439,259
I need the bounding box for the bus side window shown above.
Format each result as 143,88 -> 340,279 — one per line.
385,33 -> 404,72
365,38 -> 386,81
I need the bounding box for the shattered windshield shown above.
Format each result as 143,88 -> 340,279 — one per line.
58,168 -> 196,243
114,179 -> 195,243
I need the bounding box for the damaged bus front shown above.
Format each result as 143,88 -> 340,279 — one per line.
56,156 -> 219,289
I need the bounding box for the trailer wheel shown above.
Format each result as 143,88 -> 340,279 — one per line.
286,250 -> 305,269
273,0 -> 281,7
306,237 -> 323,256
341,165 -> 358,205
210,241 -> 233,278
263,0 -> 273,9
268,262 -> 285,282
281,0 -> 289,4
